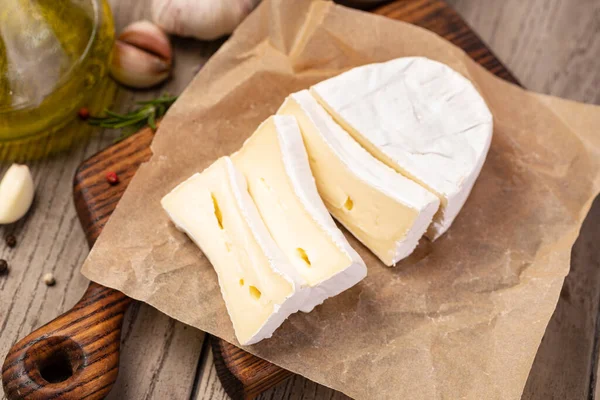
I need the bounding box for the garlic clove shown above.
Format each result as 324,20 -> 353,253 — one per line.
151,0 -> 261,41
111,40 -> 171,89
119,20 -> 172,62
110,21 -> 173,89
0,164 -> 35,224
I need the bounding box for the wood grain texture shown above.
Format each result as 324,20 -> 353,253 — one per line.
2,283 -> 130,399
73,124 -> 208,400
0,0 -> 213,398
376,0 -> 520,84
73,126 -> 153,247
448,0 -> 600,103
211,338 -> 293,400
194,344 -> 349,400
1,0 -> 599,399
193,344 -> 231,400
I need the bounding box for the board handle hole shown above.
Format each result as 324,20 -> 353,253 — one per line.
27,336 -> 85,384
39,351 -> 74,383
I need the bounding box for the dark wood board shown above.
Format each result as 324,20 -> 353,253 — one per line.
4,0 -> 599,399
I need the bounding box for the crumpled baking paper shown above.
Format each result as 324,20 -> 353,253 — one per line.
81,1 -> 600,398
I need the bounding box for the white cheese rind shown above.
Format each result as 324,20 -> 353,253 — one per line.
279,91 -> 439,265
161,157 -> 307,345
311,57 -> 493,240
272,116 -> 367,310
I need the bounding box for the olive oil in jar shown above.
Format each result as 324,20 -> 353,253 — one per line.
0,0 -> 115,160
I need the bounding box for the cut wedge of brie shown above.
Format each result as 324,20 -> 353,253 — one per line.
311,57 -> 493,240
232,115 -> 367,312
161,157 -> 307,345
277,90 -> 439,266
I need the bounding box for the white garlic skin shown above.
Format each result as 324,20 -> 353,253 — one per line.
0,164 -> 35,224
151,0 -> 261,41
120,20 -> 172,58
110,20 -> 173,89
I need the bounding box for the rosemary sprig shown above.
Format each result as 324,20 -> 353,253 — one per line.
89,94 -> 178,142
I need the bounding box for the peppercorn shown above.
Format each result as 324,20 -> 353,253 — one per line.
43,272 -> 56,286
106,171 -> 119,185
78,107 -> 90,120
5,234 -> 16,248
0,259 -> 8,275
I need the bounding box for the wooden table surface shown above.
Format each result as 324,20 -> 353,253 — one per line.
1,0 -> 599,399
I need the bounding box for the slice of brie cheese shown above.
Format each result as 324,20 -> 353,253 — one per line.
277,90 -> 439,266
161,157 -> 307,345
232,115 -> 367,312
311,57 -> 493,240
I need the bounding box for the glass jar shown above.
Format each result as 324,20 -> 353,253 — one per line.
0,0 -> 115,160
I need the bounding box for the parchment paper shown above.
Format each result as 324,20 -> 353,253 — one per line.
81,1 -> 600,398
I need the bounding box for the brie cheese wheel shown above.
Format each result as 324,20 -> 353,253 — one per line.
232,115 -> 367,312
311,57 -> 493,239
161,157 -> 307,345
278,90 -> 439,266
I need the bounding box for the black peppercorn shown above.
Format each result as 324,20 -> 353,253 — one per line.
0,259 -> 8,275
5,234 -> 16,248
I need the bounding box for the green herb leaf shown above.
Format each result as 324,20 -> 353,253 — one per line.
148,112 -> 157,130
88,94 -> 178,142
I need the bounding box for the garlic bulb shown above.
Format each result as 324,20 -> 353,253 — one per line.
110,21 -> 173,89
0,164 -> 35,224
151,0 -> 261,41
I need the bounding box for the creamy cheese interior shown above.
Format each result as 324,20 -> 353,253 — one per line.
233,116 -> 354,286
278,91 -> 439,265
311,57 -> 493,240
161,157 -> 297,345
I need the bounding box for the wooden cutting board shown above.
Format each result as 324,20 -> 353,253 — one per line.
3,1 -> 529,399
